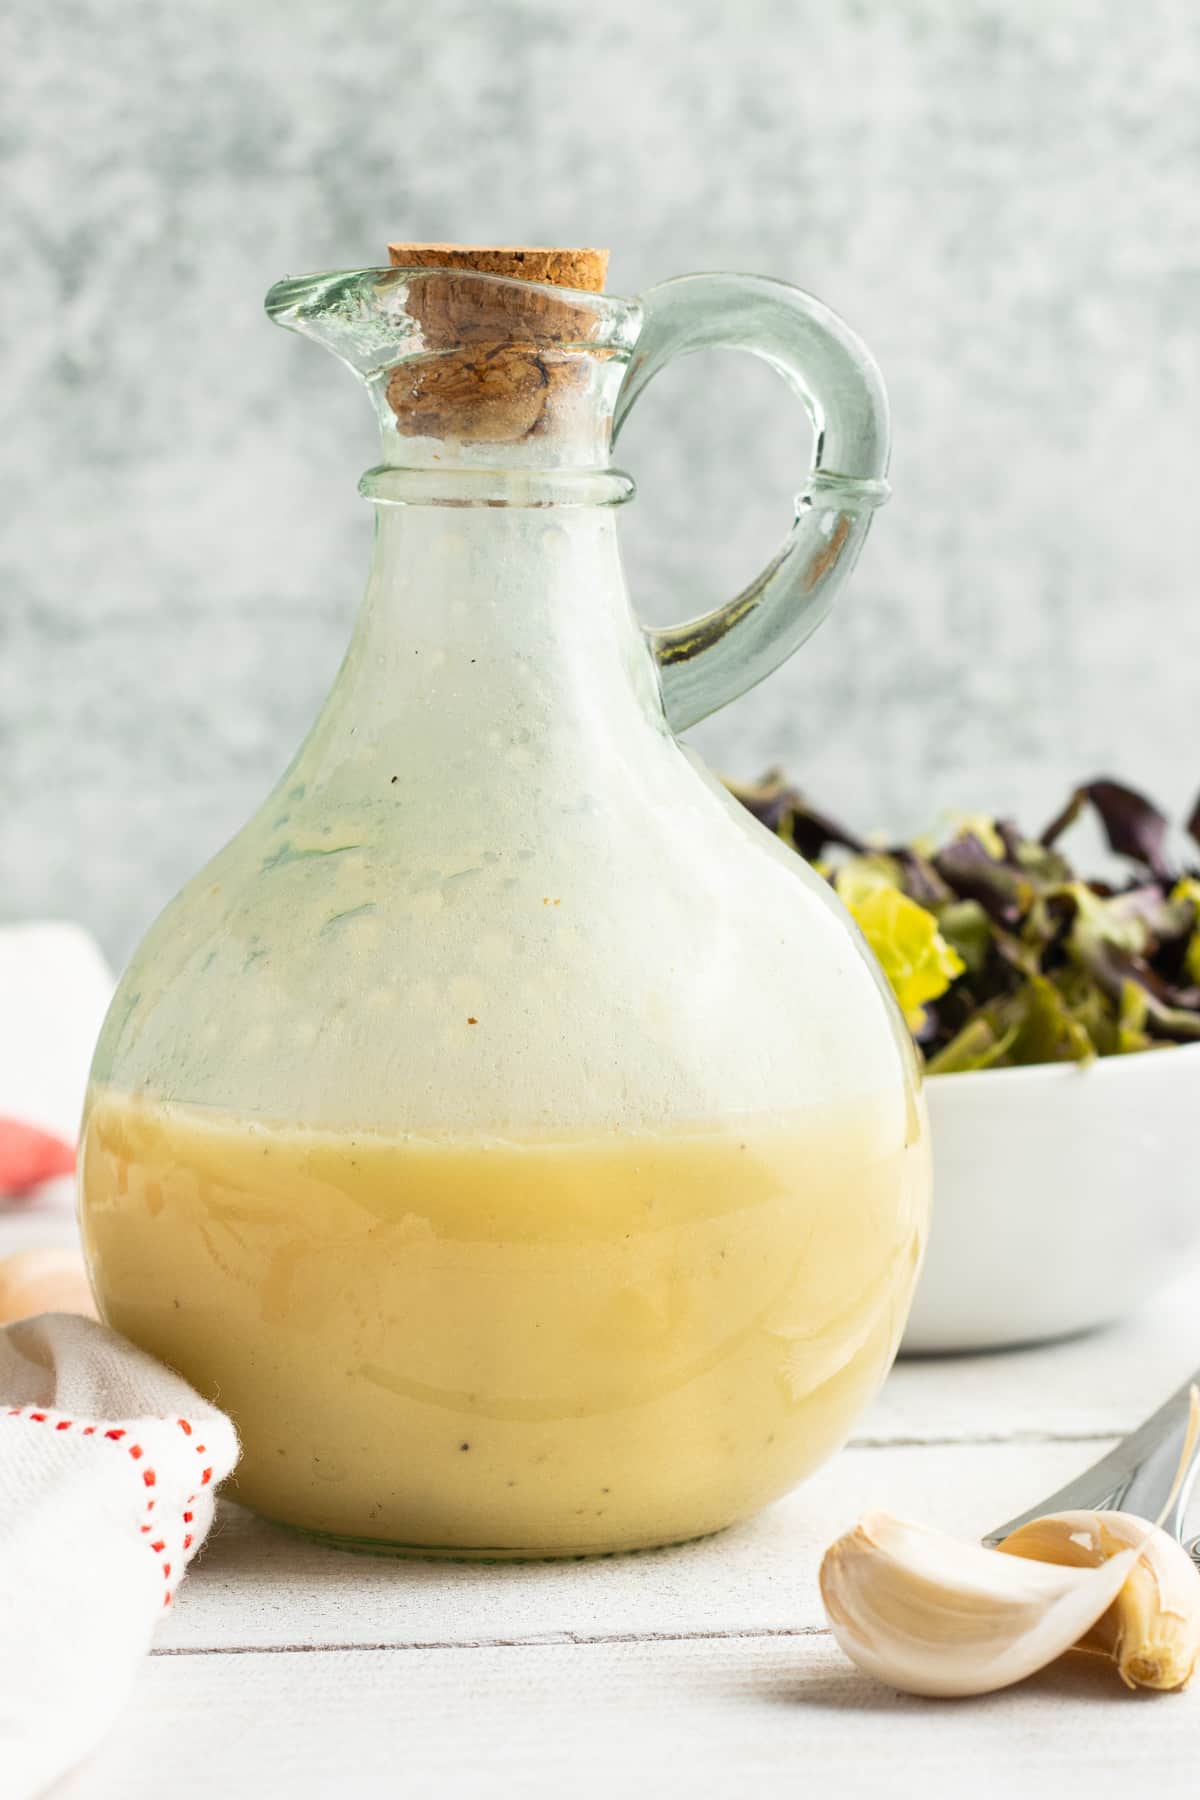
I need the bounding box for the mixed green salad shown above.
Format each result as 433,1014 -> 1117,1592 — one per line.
731,774 -> 1200,1072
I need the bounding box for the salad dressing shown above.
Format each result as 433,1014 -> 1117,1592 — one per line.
81,1089 -> 927,1554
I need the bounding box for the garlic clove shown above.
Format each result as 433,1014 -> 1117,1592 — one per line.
820,1509 -> 1144,1698
0,1249 -> 99,1327
998,1510 -> 1200,1691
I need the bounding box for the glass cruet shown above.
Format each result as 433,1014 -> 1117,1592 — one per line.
78,245 -> 930,1558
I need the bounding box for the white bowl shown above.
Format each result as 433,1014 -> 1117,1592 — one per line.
902,1043 -> 1200,1354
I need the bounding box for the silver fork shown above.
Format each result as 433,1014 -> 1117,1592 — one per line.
982,1368 -> 1200,1564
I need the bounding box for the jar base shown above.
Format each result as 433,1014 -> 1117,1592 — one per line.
257,1513 -> 729,1563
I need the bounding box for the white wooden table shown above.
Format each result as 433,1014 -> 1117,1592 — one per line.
10,1186 -> 1200,1799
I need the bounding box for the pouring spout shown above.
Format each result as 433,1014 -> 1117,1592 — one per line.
265,265 -> 641,470
265,267 -> 426,380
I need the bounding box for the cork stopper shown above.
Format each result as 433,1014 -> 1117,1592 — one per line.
387,244 -> 608,290
383,243 -> 611,445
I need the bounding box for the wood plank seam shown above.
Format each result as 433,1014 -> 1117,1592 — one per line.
152,1624 -> 834,1657
847,1430 -> 1120,1449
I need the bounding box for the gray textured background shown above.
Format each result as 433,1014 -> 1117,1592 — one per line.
3,0 -> 1199,963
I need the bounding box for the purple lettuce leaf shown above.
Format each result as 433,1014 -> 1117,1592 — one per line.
1041,778 -> 1173,882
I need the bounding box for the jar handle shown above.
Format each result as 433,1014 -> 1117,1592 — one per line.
613,274 -> 891,733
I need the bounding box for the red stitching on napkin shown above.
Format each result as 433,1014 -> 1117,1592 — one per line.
6,1405 -> 215,1611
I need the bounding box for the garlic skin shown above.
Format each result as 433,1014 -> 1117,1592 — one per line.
999,1510 -> 1200,1692
820,1510 -> 1143,1698
0,1249 -> 98,1328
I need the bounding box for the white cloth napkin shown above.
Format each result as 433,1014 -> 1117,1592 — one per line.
0,922 -> 114,1144
0,1313 -> 238,1798
0,921 -> 113,1236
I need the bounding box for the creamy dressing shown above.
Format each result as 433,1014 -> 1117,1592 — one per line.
80,1087 -> 928,1555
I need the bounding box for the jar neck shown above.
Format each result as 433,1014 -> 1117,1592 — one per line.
358,467 -> 635,508
299,493 -> 667,792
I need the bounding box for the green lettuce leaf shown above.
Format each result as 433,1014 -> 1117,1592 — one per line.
835,867 -> 964,1030
729,768 -> 1200,1070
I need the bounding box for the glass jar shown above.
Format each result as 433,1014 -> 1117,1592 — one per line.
79,251 -> 929,1556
